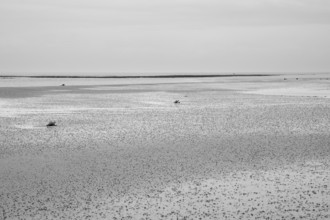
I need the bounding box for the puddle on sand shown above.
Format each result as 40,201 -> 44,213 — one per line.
243,87 -> 330,98
13,124 -> 47,130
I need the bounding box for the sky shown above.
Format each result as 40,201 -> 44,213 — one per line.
0,0 -> 329,74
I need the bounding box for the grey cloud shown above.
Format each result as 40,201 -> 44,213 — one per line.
2,0 -> 330,29
0,0 -> 329,73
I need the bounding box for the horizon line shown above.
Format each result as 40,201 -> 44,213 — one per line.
0,73 -> 277,79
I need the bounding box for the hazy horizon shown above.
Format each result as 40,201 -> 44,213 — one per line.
1,71 -> 329,77
1,0 -> 330,73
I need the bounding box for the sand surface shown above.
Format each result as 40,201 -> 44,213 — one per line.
0,73 -> 330,219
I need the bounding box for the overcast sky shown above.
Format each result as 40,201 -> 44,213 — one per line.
0,0 -> 329,73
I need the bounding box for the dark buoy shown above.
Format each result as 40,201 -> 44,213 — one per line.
174,100 -> 180,104
61,84 -> 65,86
46,121 -> 56,127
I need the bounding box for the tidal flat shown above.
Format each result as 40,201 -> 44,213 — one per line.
0,73 -> 330,219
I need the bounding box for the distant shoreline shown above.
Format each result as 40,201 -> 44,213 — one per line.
0,74 -> 274,79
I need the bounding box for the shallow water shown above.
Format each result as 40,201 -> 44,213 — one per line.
0,75 -> 330,219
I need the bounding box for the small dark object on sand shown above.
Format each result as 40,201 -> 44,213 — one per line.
174,100 -> 180,104
47,121 -> 56,127
61,84 -> 65,86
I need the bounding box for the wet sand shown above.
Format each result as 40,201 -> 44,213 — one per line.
0,73 -> 330,219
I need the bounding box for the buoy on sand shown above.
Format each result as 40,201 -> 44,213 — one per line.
46,121 -> 57,127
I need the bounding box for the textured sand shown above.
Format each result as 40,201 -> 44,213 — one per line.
0,74 -> 330,219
